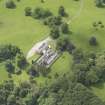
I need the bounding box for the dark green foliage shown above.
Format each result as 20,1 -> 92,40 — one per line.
89,36 -> 98,46
92,21 -> 104,30
17,0 -> 20,2
16,54 -> 28,69
1,46 -> 105,105
95,0 -> 105,7
28,65 -> 39,77
103,0 -> 105,3
74,0 -> 80,1
25,7 -> 32,16
5,60 -> 15,73
0,44 -> 28,76
56,36 -> 75,52
101,24 -> 104,28
0,80 -> 14,105
73,64 -> 100,86
7,95 -> 17,105
30,6 -> 70,40
38,76 -> 105,105
43,16 -> 70,39
72,49 -> 85,64
72,51 -> 105,86
93,22 -> 98,27
50,27 -> 60,39
58,6 -> 68,17
5,0 -> 16,9
57,36 -> 69,51
60,23 -> 69,34
43,16 -> 62,27
0,44 -> 21,62
41,0 -> 45,3
0,80 -> 39,105
32,7 -> 52,19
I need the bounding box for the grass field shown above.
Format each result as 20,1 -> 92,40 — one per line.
0,0 -> 80,54
0,0 -> 79,83
1,0 -> 105,101
70,0 -> 105,52
0,64 -> 9,83
50,52 -> 72,76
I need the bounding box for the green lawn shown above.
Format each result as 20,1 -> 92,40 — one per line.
0,0 -> 49,54
1,0 -> 105,53
0,64 -> 9,83
50,52 -> 72,76
70,0 -> 105,52
0,0 -> 80,54
12,71 -> 29,85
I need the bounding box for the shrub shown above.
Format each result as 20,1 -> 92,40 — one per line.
5,0 -> 16,9
0,44 -> 21,62
32,7 -> 52,19
17,0 -> 20,2
43,16 -> 62,27
56,36 -> 70,51
89,36 -> 98,46
25,7 -> 32,16
50,27 -> 60,39
16,54 -> 28,69
28,65 -> 39,77
5,60 -> 15,73
58,6 -> 68,17
95,0 -> 104,7
60,23 -> 69,34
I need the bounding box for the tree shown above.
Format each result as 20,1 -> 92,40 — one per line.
72,49 -> 84,64
66,41 -> 75,53
41,0 -> 45,3
38,76 -> 105,105
58,6 -> 68,17
43,16 -> 62,27
17,0 -> 20,2
61,23 -> 69,34
93,22 -> 97,28
32,7 -> 52,19
103,0 -> 105,3
0,44 -> 21,62
89,36 -> 98,46
5,0 -> 16,9
101,24 -> 104,28
73,63 -> 88,85
50,27 -> 60,39
85,70 -> 99,85
16,54 -> 28,69
95,0 -> 104,7
28,65 -> 39,77
19,82 -> 31,98
5,60 -> 15,73
7,95 -> 16,105
0,80 -> 39,105
25,7 -> 32,16
56,36 -> 70,51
